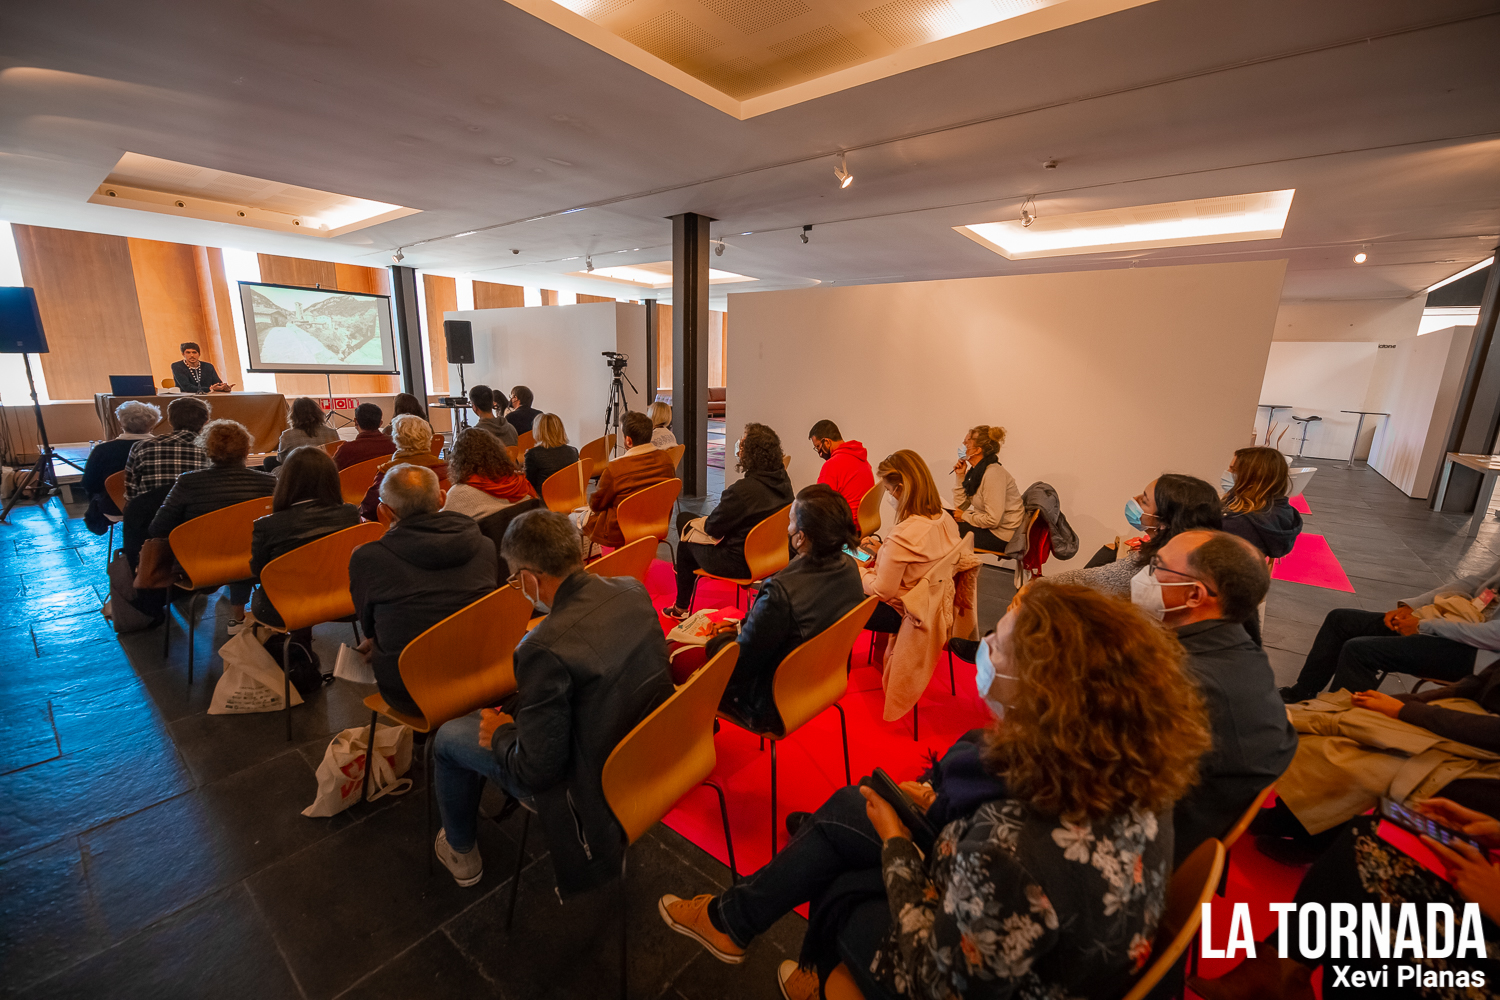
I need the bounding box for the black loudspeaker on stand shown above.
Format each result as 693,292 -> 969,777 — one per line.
444,319 -> 474,397
0,287 -> 58,522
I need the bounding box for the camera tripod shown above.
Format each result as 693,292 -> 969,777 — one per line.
603,358 -> 637,449
0,353 -> 61,523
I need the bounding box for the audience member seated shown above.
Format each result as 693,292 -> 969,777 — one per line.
523,413 -> 580,496
442,427 -> 536,520
1279,551 -> 1500,703
349,465 -> 496,717
650,401 -> 676,449
123,396 -> 210,501
334,403 -> 397,470
583,410 -> 676,551
1219,445 -> 1303,558
808,419 -> 873,527
858,449 -> 979,721
658,581 -> 1211,1000
381,392 -> 426,435
1136,529 -> 1296,863
148,419 -> 276,621
430,509 -> 673,893
663,422 -> 793,618
82,400 -> 158,531
506,385 -> 541,437
267,396 -> 339,470
468,385 -> 517,446
1192,799 -> 1500,1000
949,423 -> 1023,552
359,414 -> 450,520
246,446 -> 360,642
696,484 -> 866,730
1051,473 -> 1222,598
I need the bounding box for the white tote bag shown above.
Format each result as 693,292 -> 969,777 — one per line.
302,723 -> 414,817
208,626 -> 306,714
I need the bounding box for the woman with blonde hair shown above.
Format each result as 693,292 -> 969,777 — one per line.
1220,446 -> 1302,558
659,581 -> 1212,1000
860,449 -> 980,720
359,414 -> 448,520
442,427 -> 536,520
649,400 -> 676,449
523,413 -> 580,495
950,423 -> 1023,552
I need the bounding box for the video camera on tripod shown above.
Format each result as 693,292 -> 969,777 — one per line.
602,350 -> 629,374
601,352 -> 636,444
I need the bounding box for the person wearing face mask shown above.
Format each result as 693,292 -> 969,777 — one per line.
808,420 -> 873,529
1050,473 -> 1223,598
949,424 -> 1024,553
429,509 -> 673,892
347,465 -> 497,718
1131,528 -> 1296,865
657,581 -> 1212,1000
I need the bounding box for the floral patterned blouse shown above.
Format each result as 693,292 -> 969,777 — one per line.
870,799 -> 1171,999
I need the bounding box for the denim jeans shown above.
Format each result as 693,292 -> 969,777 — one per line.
1289,608 -> 1476,697
432,710 -> 530,853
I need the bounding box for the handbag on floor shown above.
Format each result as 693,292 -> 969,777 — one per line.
302,722 -> 413,817
133,537 -> 176,589
208,625 -> 306,714
105,551 -> 159,634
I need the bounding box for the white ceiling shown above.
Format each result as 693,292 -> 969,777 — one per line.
1,0 -> 1498,307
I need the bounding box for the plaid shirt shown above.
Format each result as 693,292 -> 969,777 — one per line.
123,429 -> 208,501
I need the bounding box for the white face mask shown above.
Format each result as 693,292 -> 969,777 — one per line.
513,570 -> 550,615
1221,470 -> 1236,494
1129,564 -> 1197,621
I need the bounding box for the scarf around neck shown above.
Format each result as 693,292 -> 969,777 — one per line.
962,453 -> 997,498
465,472 -> 535,501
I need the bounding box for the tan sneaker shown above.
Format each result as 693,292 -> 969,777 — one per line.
777,960 -> 820,1000
434,830 -> 483,887
657,893 -> 745,964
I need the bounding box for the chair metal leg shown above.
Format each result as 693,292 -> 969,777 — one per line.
834,703 -> 850,786
619,852 -> 629,1000
769,739 -> 778,856
187,592 -> 200,684
361,708 -> 378,802
351,621 -> 360,644
105,524 -> 114,568
505,809 -> 531,931
703,780 -> 737,883
285,638 -> 298,741
425,738 -> 434,875
948,651 -> 955,696
163,602 -> 171,656
912,701 -> 919,741
758,736 -> 764,751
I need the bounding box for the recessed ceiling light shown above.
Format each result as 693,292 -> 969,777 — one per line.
954,189 -> 1296,259
454,230 -> 479,238
491,156 -> 514,166
547,157 -> 574,167
575,261 -> 754,287
1353,252 -> 1367,263
1426,257 -> 1493,292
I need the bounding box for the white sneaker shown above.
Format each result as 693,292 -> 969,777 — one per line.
434,830 -> 483,886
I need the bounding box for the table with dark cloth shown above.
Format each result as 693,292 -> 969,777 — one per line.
94,392 -> 288,453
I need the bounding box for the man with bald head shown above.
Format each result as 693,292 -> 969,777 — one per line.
1134,529 -> 1297,864
349,464 -> 496,717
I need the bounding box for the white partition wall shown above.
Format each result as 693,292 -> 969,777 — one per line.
441,302 -> 647,447
1258,342 -> 1383,460
1366,325 -> 1476,498
727,260 -> 1287,567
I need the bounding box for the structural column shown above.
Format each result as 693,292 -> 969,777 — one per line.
672,213 -> 713,496
388,265 -> 428,403
1432,248 -> 1500,511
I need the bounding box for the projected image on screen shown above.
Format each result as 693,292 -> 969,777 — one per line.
238,282 -> 398,374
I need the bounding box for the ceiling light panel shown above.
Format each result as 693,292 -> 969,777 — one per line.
571,261 -> 756,286
954,189 -> 1296,259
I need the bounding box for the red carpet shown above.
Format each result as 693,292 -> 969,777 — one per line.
1271,532 -> 1353,592
1289,493 -> 1311,514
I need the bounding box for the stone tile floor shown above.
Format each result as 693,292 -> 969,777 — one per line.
0,463 -> 1489,998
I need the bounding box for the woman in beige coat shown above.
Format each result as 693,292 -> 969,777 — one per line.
859,450 -> 979,722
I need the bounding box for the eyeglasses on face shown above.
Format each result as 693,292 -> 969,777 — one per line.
1147,555 -> 1218,596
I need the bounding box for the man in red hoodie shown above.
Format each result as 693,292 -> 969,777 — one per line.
808,420 -> 874,528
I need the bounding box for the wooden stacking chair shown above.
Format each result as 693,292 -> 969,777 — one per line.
430,432 -> 444,456
616,478 -> 682,545
165,496 -> 273,683
102,470 -> 128,563
258,521 -> 386,739
363,586 -> 535,863
339,456 -> 385,505
585,536 -> 657,584
856,482 -> 883,538
541,460 -> 587,513
665,444 -> 685,471
516,430 -> 535,451
719,596 -> 876,854
321,440 -> 343,457
579,434 -> 615,481
691,504 -> 791,612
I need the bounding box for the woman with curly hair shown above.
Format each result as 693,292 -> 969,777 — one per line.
441,426 -> 536,520
659,581 -> 1212,1000
663,422 -> 793,618
1219,446 -> 1302,558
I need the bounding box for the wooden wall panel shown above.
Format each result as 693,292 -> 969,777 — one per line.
473,280 -> 525,309
540,289 -> 559,306
128,238 -> 209,388
333,262 -> 390,297
13,224 -> 150,401
423,273 -> 457,393
257,256 -> 398,397
256,254 -> 337,290
576,293 -> 616,304
194,247 -> 243,389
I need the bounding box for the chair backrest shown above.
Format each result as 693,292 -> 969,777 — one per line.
1220,780 -> 1279,853
772,596 -> 877,734
856,483 -> 883,538
541,459 -> 587,513
743,504 -> 794,583
322,440 -> 343,457
168,496 -> 274,590
105,470 -> 127,513
602,643 -> 739,845
586,536 -> 657,583
396,585 -> 534,732
616,478 -> 682,544
665,444 -> 685,471
475,497 -> 543,584
1118,839 -> 1225,1000
161,377 -> 174,389
507,445 -> 524,465
578,434 -> 615,478
430,432 -> 445,456
517,430 -> 535,451
259,522 -> 386,632
339,456 -> 386,505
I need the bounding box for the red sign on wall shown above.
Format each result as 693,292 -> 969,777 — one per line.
316,397 -> 359,412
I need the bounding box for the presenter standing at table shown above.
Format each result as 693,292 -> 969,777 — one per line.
170,342 -> 231,394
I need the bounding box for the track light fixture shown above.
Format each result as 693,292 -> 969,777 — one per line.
713,240 -> 725,256
834,153 -> 853,189
586,255 -> 594,272
1020,196 -> 1037,228
1354,245 -> 1368,264
801,225 -> 812,244
392,248 -> 405,263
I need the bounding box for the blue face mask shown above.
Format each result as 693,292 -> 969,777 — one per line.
975,637 -> 995,700
1125,497 -> 1147,531
1221,470 -> 1236,494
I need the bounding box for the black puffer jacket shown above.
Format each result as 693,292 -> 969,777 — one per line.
249,501 -> 362,576
704,467 -> 795,550
1222,497 -> 1303,558
148,465 -> 276,538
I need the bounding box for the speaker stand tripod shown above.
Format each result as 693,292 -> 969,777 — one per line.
0,353 -> 60,523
